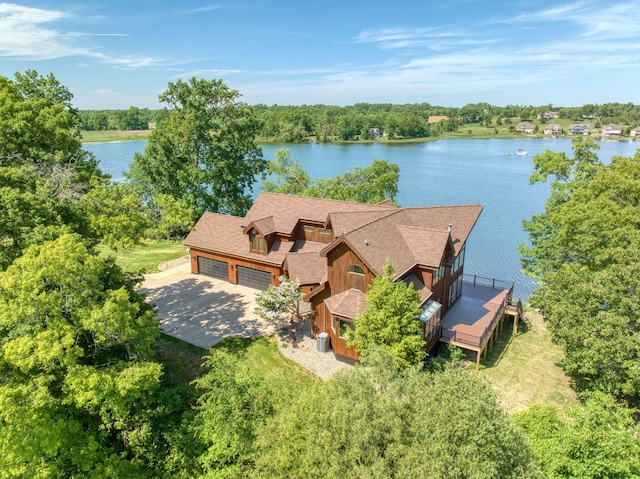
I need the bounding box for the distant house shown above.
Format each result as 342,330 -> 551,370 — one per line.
631,127 -> 640,137
537,111 -> 559,120
516,121 -> 536,134
368,127 -> 381,139
428,116 -> 449,124
543,123 -> 563,135
601,124 -> 623,136
569,123 -> 590,135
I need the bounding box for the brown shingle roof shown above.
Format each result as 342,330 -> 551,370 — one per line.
324,289 -> 368,319
322,205 -> 483,278
285,252 -> 327,285
402,273 -> 433,305
244,192 -> 397,235
184,212 -> 294,265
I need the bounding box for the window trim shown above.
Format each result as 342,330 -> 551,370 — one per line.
347,264 -> 365,275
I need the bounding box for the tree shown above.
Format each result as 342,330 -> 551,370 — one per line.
0,71 -> 112,269
514,393 -> 640,478
189,351 -> 275,478
520,139 -> 640,400
0,234 -> 161,477
127,77 -> 266,217
254,275 -> 303,329
262,150 -> 400,204
252,353 -> 540,478
348,262 -> 425,368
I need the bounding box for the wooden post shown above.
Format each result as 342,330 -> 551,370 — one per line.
513,312 -> 520,336
476,350 -> 481,371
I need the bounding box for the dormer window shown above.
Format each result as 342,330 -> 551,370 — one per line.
249,228 -> 265,253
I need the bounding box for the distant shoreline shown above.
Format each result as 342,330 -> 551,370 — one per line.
81,129 -> 636,145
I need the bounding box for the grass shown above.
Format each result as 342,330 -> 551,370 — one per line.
96,239 -> 187,273
477,311 -> 579,414
81,129 -> 151,142
214,336 -> 318,388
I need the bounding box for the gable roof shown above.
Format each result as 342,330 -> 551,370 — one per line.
244,192 -> 398,235
185,212 -> 294,265
320,204 -> 483,279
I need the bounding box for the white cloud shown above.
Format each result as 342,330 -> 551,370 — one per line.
0,2 -> 162,67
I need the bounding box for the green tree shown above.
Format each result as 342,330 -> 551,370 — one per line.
520,139 -> 640,400
0,234 -> 161,477
262,151 -> 399,204
254,275 -> 303,329
190,351 -> 275,478
128,77 -> 266,217
253,354 -> 540,478
349,262 -> 425,368
514,393 -> 640,478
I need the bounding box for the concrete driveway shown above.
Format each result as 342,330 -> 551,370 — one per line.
140,263 -> 278,349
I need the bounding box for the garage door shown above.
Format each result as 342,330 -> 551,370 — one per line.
237,266 -> 272,290
197,257 -> 228,281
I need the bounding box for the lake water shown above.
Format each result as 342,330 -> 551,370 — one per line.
84,138 -> 639,299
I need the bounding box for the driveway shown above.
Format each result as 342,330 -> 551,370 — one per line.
140,263 -> 278,349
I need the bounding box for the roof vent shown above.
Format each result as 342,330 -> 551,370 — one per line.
365,239 -> 369,246
447,224 -> 452,233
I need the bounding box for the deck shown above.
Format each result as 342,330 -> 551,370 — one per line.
440,280 -> 521,369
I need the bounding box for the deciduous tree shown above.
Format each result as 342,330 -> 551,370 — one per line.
253,354 -> 540,478
349,262 -> 425,368
128,78 -> 265,217
0,234 -> 161,477
520,138 -> 640,400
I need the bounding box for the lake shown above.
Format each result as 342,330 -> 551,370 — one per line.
84,138 -> 639,299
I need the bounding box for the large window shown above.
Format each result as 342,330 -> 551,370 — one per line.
432,262 -> 446,285
249,228 -> 264,253
347,264 -> 365,290
420,299 -> 442,344
453,245 -> 466,273
337,318 -> 354,339
449,276 -> 463,304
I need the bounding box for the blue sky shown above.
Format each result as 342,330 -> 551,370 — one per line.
1,0 -> 639,109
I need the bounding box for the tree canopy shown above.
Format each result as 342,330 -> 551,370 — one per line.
128,77 -> 266,218
520,138 -> 640,401
0,234 -> 161,477
253,354 -> 540,479
262,148 -> 400,204
348,262 -> 425,368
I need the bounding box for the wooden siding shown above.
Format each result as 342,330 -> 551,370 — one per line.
189,247 -> 283,286
296,221 -> 334,244
327,312 -> 360,360
326,242 -> 375,296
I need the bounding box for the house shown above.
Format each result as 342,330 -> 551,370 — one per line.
537,111 -> 559,120
516,121 -> 536,134
601,124 -> 623,136
428,116 -> 449,124
568,123 -> 590,135
368,127 -> 381,139
185,192 -> 516,366
543,123 -> 563,135
631,127 -> 640,137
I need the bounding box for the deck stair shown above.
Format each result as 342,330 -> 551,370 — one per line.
504,298 -> 523,335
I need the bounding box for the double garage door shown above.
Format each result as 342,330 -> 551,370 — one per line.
197,257 -> 272,290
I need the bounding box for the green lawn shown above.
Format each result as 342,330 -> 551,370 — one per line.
81,130 -> 151,142
214,336 -> 318,388
96,239 -> 187,273
478,311 -> 579,414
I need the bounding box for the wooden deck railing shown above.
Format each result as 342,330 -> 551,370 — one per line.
441,283 -> 513,350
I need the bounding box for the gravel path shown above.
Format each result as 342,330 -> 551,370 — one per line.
277,319 -> 353,381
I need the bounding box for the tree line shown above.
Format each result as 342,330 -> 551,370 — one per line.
2,70 -> 640,477
78,101 -> 640,141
